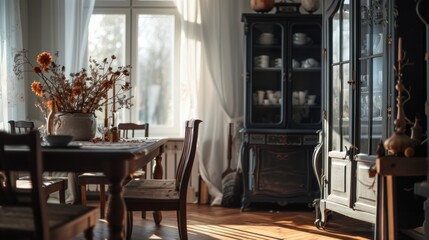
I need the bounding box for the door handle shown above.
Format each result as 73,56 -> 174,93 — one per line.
344,145 -> 358,160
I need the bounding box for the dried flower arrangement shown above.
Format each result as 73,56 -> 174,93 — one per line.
13,50 -> 133,117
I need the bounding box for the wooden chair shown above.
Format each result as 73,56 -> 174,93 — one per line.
123,119 -> 202,240
8,120 -> 68,203
0,130 -> 98,240
78,123 -> 149,219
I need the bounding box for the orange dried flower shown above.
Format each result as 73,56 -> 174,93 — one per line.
33,67 -> 42,74
31,81 -> 45,97
45,100 -> 53,111
36,52 -> 52,68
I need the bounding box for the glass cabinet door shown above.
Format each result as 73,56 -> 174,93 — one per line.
358,0 -> 385,154
330,0 -> 385,155
248,22 -> 284,127
290,23 -> 322,127
330,1 -> 352,152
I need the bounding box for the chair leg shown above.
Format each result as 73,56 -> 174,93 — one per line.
177,208 -> 188,240
153,211 -> 163,225
84,226 -> 94,240
141,211 -> 146,219
80,185 -> 87,205
100,184 -> 106,219
126,211 -> 133,240
59,189 -> 66,203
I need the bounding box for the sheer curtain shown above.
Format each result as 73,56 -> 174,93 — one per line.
38,0 -> 94,80
34,0 -> 95,204
176,0 -> 247,205
0,0 -> 26,130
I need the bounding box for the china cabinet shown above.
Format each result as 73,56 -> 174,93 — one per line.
317,0 -> 427,234
240,13 -> 322,210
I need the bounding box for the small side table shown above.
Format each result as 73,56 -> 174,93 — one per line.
376,156 -> 426,240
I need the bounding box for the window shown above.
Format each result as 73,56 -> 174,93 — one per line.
89,0 -> 181,136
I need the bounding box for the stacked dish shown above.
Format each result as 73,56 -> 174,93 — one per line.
293,32 -> 311,46
259,33 -> 275,45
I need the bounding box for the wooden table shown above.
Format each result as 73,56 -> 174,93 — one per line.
376,156 -> 426,240
5,138 -> 167,240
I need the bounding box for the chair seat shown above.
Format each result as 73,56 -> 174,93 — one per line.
16,176 -> 68,203
78,173 -> 111,185
125,179 -> 175,189
16,177 -> 68,189
123,179 -> 180,211
0,204 -> 98,240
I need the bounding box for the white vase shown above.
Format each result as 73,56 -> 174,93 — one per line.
52,112 -> 97,141
301,0 -> 320,14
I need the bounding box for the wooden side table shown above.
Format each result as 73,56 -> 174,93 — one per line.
376,156 -> 426,240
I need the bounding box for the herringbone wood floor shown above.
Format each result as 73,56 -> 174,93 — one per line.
75,202 -> 377,240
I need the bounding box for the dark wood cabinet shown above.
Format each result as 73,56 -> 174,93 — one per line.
240,13 -> 322,210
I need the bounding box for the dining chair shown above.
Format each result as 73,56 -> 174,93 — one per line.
78,122 -> 149,219
0,130 -> 99,240
123,119 -> 202,240
8,120 -> 68,203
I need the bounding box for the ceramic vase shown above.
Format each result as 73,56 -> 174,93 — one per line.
51,112 -> 97,141
301,0 -> 320,14
250,0 -> 274,13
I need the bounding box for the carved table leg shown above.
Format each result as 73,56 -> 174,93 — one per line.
106,174 -> 126,240
153,153 -> 164,225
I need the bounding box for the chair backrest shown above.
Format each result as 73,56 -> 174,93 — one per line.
0,130 -> 49,239
8,120 -> 35,134
175,119 -> 202,199
118,123 -> 149,138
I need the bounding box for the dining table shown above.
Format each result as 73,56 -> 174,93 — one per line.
5,138 -> 168,240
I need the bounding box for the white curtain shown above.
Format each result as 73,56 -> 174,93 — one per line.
176,0 -> 247,205
0,0 -> 26,130
39,0 -> 94,76
37,0 -> 95,204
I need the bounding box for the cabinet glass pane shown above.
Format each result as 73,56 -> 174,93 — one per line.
357,56 -> 385,154
359,0 -> 385,57
358,0 -> 385,155
291,23 -> 321,126
331,1 -> 351,151
250,23 -> 283,125
359,57 -> 383,154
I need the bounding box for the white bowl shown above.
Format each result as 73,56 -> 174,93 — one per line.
293,33 -> 306,38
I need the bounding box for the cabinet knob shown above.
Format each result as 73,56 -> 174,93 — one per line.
347,80 -> 356,85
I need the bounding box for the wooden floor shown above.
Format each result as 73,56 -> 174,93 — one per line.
74,202 -> 377,240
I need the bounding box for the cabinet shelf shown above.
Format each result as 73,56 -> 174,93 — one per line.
254,44 -> 282,49
253,67 -> 282,71
292,44 -> 321,49
292,67 -> 321,72
254,104 -> 281,108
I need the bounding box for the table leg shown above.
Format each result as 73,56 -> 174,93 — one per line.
386,175 -> 396,240
106,175 -> 126,240
376,174 -> 386,240
153,153 -> 163,225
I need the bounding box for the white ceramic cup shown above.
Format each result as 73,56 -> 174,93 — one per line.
298,91 -> 307,105
307,95 -> 317,105
292,91 -> 299,105
257,90 -> 265,105
255,55 -> 269,68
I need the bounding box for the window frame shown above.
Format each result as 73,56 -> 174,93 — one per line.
92,0 -> 182,137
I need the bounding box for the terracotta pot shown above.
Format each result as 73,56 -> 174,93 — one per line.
250,0 -> 274,13
51,112 -> 97,141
